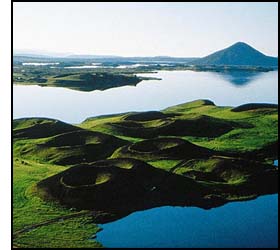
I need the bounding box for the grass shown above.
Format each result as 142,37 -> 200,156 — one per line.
13,159 -> 67,230
13,124 -> 129,166
13,158 -> 101,248
13,99 -> 278,248
174,158 -> 221,173
95,173 -> 112,185
187,113 -> 278,152
80,101 -> 277,154
148,160 -> 181,171
173,156 -> 276,187
14,216 -> 102,248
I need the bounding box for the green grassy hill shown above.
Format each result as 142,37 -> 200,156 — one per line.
37,158 -> 208,216
13,118 -> 80,139
81,99 -> 278,154
13,99 -> 278,248
111,137 -> 214,161
14,120 -> 128,166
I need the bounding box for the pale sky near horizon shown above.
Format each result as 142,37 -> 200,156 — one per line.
13,2 -> 278,57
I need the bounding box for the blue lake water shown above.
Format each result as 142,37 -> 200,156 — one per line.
13,70 -> 278,123
97,160 -> 278,248
96,194 -> 278,248
13,69 -> 278,247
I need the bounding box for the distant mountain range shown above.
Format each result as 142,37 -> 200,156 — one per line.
191,42 -> 278,67
14,42 -> 278,67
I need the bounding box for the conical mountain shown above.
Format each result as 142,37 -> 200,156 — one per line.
192,42 -> 278,66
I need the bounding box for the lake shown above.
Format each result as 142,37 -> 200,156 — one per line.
13,70 -> 278,124
13,69 -> 278,247
96,194 -> 278,248
96,160 -> 278,248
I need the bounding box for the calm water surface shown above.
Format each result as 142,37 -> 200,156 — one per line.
96,194 -> 278,248
96,160 -> 278,248
13,70 -> 278,123
13,70 -> 278,247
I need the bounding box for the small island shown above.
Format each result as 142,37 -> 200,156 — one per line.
13,42 -> 277,93
12,1 -> 279,248
13,71 -> 155,92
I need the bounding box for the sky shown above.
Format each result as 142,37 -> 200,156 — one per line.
13,2 -> 278,57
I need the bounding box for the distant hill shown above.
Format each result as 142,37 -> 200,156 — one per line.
191,42 -> 278,67
13,53 -> 197,64
13,42 -> 278,66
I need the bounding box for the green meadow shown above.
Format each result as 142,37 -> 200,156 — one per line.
13,99 -> 278,248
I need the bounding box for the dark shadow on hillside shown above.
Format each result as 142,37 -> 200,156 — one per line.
37,157 -> 278,224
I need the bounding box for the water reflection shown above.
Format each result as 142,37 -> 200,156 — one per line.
13,70 -> 278,124
97,194 -> 278,248
212,70 -> 266,86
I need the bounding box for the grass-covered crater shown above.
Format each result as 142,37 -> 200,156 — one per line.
13,99 -> 278,247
